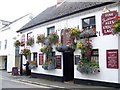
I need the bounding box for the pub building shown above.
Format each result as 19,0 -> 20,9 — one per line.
17,1 -> 120,88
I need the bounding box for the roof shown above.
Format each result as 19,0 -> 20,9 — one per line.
18,1 -> 114,32
0,14 -> 32,30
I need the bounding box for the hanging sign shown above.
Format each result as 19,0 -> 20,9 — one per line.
101,11 -> 118,35
21,34 -> 25,46
106,49 -> 119,69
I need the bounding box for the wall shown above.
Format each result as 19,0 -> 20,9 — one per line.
0,14 -> 32,72
74,7 -> 119,83
19,4 -> 119,83
0,56 -> 5,69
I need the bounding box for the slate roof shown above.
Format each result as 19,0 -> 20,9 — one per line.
18,1 -> 114,32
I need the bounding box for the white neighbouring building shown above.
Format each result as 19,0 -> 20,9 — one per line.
0,14 -> 33,72
17,1 -> 120,88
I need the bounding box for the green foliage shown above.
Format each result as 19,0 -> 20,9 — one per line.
22,48 -> 31,59
113,20 -> 120,34
36,34 -> 45,44
48,33 -> 59,44
27,37 -> 34,46
40,45 -> 52,54
14,40 -> 20,47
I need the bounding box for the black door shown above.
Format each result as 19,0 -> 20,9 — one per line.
63,52 -> 74,81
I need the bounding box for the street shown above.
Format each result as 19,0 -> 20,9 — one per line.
0,70 -> 50,89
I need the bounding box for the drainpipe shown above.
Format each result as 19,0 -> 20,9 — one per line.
20,54 -> 23,75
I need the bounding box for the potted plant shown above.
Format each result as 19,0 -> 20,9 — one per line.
69,27 -> 80,39
42,59 -> 55,70
80,27 -> 96,38
14,40 -> 20,47
48,32 -> 59,44
26,37 -> 34,46
77,59 -> 100,74
113,16 -> 120,34
36,34 -> 45,44
22,48 -> 31,60
29,60 -> 37,69
40,45 -> 53,54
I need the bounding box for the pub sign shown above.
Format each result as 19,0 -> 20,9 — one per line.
106,49 -> 119,69
101,11 -> 118,35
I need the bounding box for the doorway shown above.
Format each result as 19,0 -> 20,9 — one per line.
63,52 -> 74,81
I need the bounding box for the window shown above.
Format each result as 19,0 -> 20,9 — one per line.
47,26 -> 55,36
27,32 -> 32,40
33,52 -> 37,61
91,49 -> 99,63
81,16 -> 96,38
15,47 -> 19,56
82,16 -> 96,29
4,40 -> 7,49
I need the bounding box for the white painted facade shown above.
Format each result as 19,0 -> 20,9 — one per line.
19,3 -> 120,84
0,14 -> 33,72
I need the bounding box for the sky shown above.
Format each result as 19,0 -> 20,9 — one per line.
0,0 -> 56,22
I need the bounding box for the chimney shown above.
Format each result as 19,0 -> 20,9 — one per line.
57,0 -> 64,5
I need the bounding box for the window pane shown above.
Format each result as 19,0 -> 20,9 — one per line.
82,16 -> 95,29
47,26 -> 55,36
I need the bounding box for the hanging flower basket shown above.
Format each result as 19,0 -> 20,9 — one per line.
22,48 -> 31,60
77,60 -> 100,74
26,37 -> 34,46
43,39 -> 51,45
56,44 -> 75,52
29,60 -> 37,69
69,27 -> 80,39
36,34 -> 45,44
48,32 -> 59,44
42,59 -> 55,70
113,16 -> 120,34
40,45 -> 53,54
80,28 -> 96,38
14,40 -> 20,47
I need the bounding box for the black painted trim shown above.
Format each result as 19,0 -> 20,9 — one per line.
31,72 -> 63,82
74,78 -> 120,88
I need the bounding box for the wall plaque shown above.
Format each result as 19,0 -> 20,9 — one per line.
55,55 -> 61,69
106,49 -> 119,69
39,54 -> 44,65
75,55 -> 80,65
101,11 -> 118,35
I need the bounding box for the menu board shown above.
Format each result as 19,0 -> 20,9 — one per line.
75,55 -> 80,65
106,49 -> 119,69
39,54 -> 44,65
55,55 -> 61,69
101,11 -> 118,35
12,67 -> 18,75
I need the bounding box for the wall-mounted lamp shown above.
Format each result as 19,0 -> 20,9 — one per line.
102,6 -> 110,12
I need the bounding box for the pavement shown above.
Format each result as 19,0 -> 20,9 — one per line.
1,70 -> 117,89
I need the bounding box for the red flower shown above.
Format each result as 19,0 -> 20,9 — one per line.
115,15 -> 120,20
93,28 -> 96,31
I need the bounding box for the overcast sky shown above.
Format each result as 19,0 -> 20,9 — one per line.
0,0 -> 56,22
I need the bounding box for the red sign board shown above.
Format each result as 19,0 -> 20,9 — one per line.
55,55 -> 61,69
106,49 -> 119,69
101,11 -> 118,35
39,54 -> 44,65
